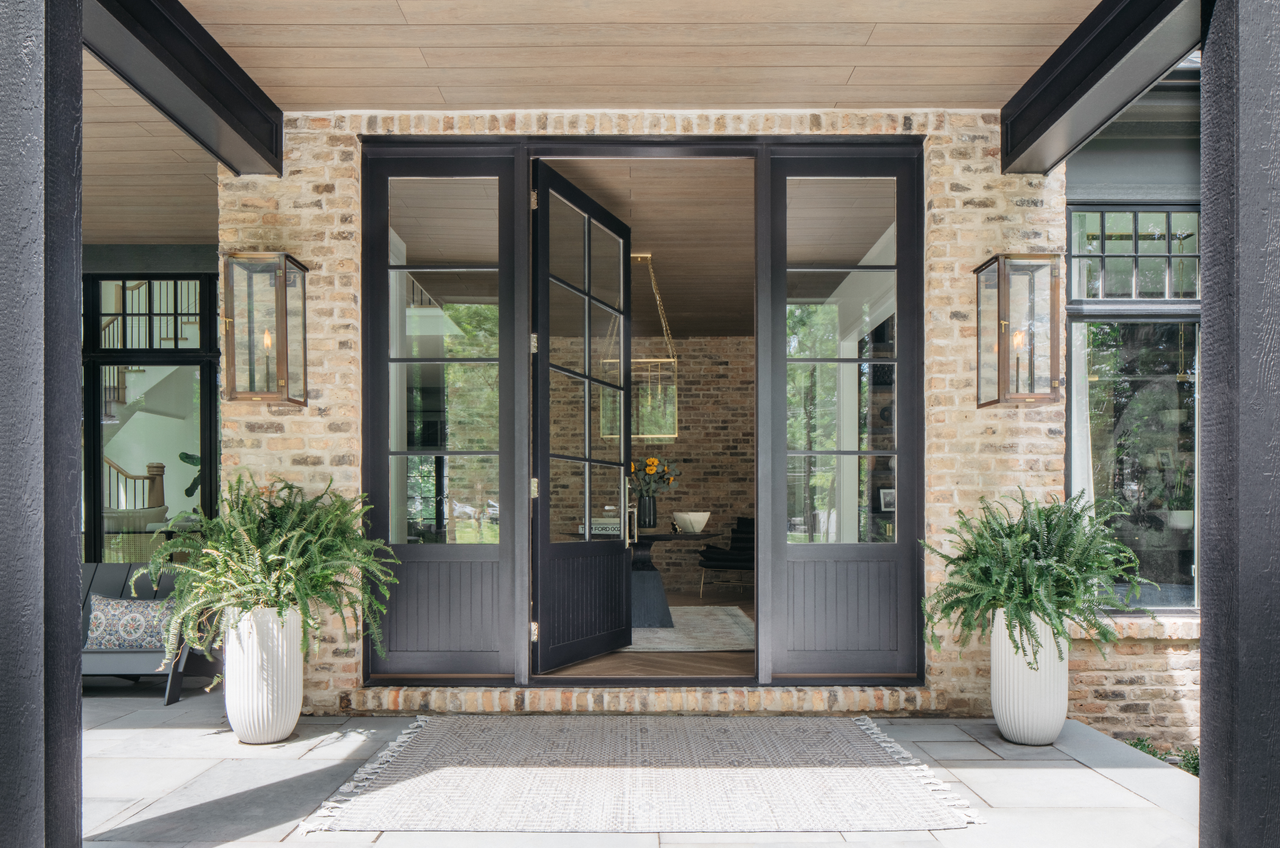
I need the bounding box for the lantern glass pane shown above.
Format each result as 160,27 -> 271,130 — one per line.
390,454 -> 500,544
285,259 -> 307,403
229,257 -> 281,397
977,264 -> 1000,404
1006,259 -> 1055,396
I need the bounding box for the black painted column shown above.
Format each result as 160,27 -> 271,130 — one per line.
1200,0 -> 1280,845
0,0 -> 83,846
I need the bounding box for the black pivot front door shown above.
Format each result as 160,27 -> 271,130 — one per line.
531,161 -> 633,673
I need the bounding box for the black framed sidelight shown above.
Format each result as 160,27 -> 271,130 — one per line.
361,136 -> 925,688
362,152 -> 520,680
768,150 -> 925,685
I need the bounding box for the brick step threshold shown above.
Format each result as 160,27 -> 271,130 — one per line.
343,685 -> 947,715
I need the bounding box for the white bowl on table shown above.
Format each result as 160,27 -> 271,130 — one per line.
672,511 -> 711,533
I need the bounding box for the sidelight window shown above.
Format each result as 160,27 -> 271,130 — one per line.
388,177 -> 502,544
785,177 -> 898,543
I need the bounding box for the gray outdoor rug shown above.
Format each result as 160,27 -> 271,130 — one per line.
619,606 -> 756,652
311,715 -> 982,833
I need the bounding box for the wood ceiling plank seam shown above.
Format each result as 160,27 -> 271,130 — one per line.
202,24 -> 1056,51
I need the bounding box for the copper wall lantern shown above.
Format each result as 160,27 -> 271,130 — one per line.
976,254 -> 1061,407
223,253 -> 308,404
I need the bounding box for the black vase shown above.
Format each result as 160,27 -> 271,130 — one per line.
637,495 -> 657,529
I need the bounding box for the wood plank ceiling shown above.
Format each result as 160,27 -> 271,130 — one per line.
82,50 -> 220,245
186,0 -> 1102,111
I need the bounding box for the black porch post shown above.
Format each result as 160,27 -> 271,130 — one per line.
0,0 -> 83,846
1201,0 -> 1280,845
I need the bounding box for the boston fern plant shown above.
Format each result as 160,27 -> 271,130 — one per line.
135,474 -> 398,669
922,489 -> 1153,669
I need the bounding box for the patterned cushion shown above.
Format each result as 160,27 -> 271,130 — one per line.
84,594 -> 175,651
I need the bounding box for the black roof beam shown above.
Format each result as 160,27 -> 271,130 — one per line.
1001,0 -> 1201,175
83,0 -> 283,176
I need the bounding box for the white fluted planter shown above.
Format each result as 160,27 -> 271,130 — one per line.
990,608 -> 1068,746
223,607 -> 303,744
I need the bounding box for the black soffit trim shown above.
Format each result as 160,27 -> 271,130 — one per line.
1001,0 -> 1201,175
83,0 -> 283,175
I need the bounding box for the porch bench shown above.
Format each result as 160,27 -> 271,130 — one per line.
82,561 -> 221,706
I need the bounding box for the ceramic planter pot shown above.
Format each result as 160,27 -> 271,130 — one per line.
990,608 -> 1068,745
223,607 -> 303,744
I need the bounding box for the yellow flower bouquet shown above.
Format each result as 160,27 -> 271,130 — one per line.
628,454 -> 682,497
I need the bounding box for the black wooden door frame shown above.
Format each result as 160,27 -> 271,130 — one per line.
361,135 -> 926,688
767,150 -> 927,687
530,161 -> 634,674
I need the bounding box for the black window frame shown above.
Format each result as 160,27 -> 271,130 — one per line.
1065,202 -> 1201,614
82,273 -> 220,564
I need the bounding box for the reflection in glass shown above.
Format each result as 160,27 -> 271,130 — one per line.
390,271 -> 499,359
100,364 -> 202,562
786,271 -> 896,359
1173,258 -> 1199,299
549,192 -> 586,289
1104,257 -> 1132,298
1072,212 -> 1101,255
1071,322 -> 1197,606
549,370 -> 586,459
590,303 -> 622,383
388,177 -> 498,266
591,384 -> 622,463
390,454 -> 499,544
786,178 -> 897,267
228,259 -> 281,393
1075,256 -> 1102,299
549,459 -> 585,542
1137,257 -> 1166,298
549,282 -> 586,374
629,358 -> 676,439
391,363 -> 499,452
977,263 -> 1000,404
590,221 -> 623,309
1006,259 -> 1055,395
1138,212 -> 1168,254
1105,212 -> 1133,254
589,463 -> 623,539
1171,212 -> 1198,255
786,363 -> 894,452
786,455 -> 895,543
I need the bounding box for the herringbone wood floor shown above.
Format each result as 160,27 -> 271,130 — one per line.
540,589 -> 755,678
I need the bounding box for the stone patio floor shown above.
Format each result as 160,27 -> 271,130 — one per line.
82,678 -> 1198,847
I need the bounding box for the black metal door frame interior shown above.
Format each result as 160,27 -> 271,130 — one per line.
360,135 -> 926,688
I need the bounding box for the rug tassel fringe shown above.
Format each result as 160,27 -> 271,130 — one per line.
852,716 -> 987,827
300,715 -> 432,835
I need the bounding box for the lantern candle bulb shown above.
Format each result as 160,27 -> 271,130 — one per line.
1012,330 -> 1026,394
263,328 -> 273,388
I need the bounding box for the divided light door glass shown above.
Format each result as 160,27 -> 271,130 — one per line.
531,160 -> 632,674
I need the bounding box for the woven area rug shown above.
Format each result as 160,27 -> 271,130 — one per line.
312,715 -> 981,833
619,606 -> 755,652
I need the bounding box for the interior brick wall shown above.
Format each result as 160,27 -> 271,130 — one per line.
215,109 -> 1199,749
630,336 -> 756,594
